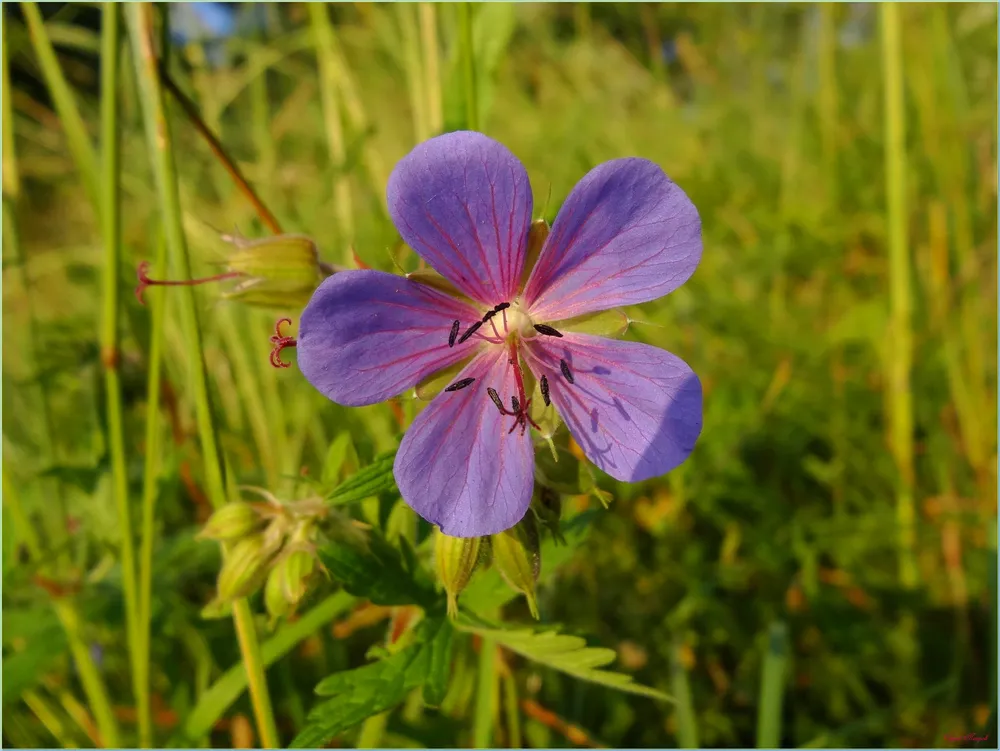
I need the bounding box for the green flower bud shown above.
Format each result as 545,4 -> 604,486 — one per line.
435,530 -> 488,619
197,502 -> 262,542
217,533 -> 273,601
264,565 -> 292,623
221,232 -> 324,309
280,548 -> 317,605
135,232 -> 325,311
532,486 -> 566,545
491,513 -> 542,620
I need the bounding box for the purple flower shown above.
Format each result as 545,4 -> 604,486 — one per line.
298,132 -> 703,537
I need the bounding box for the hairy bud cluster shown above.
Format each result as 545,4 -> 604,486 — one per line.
198,490 -> 329,624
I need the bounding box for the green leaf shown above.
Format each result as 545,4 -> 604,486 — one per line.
456,618 -> 672,702
461,511 -> 595,613
326,449 -> 397,506
321,431 -> 355,489
422,617 -> 455,707
295,618 -> 447,749
292,644 -> 426,748
319,529 -> 438,609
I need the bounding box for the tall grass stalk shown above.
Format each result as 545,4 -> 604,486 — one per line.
458,3 -> 478,132
98,6 -> 146,745
125,5 -> 279,746
419,3 -> 443,136
756,621 -> 789,749
3,21 -> 122,744
137,226 -> 168,750
21,1 -> 100,210
2,469 -> 123,746
309,3 -> 354,263
879,3 -> 918,590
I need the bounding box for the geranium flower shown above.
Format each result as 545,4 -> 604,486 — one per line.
298,131 -> 703,537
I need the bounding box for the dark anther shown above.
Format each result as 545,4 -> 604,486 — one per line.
457,320 -> 482,344
487,387 -> 505,414
481,309 -> 496,322
444,377 -> 476,392
511,395 -> 521,413
533,324 -> 563,338
560,359 -> 575,384
540,375 -> 551,406
448,320 -> 460,347
270,318 -> 298,368
493,302 -> 511,313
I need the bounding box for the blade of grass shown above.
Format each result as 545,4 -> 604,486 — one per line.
309,3 -> 354,264
2,12 -> 20,199
400,3 -> 428,143
178,591 -> 355,745
419,3 -> 443,136
99,6 -> 144,746
457,3 -> 478,132
125,5 -> 279,747
137,225 -> 168,751
21,1 -> 100,210
159,67 -> 283,234
756,621 -> 788,749
880,2 -> 918,589
670,641 -> 699,749
3,467 -> 122,747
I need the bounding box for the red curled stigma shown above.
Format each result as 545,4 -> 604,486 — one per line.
270,318 -> 298,368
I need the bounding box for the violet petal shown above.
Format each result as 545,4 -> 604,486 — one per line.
298,270 -> 482,407
394,350 -> 535,537
387,131 -> 533,306
523,158 -> 701,321
523,333 -> 702,482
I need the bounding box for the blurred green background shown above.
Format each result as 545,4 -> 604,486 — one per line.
2,2 -> 997,749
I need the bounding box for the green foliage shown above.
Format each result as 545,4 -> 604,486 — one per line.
318,526 -> 438,609
458,617 -> 672,702
325,449 -> 398,506
292,617 -> 449,748
3,4 -> 996,749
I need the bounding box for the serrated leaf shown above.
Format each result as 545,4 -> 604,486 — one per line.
461,511 -> 595,613
456,619 -> 672,702
292,644 -> 426,748
321,432 -> 355,489
319,530 -> 438,609
326,450 -> 398,505
296,618 -> 447,748
423,617 -> 455,707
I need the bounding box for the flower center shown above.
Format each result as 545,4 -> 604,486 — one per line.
504,301 -> 535,340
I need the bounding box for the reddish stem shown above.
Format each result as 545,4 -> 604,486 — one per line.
135,261 -> 243,305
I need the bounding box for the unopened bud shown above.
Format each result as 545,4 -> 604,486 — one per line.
435,529 -> 488,619
532,487 -> 565,545
197,502 -> 262,542
491,512 -> 541,619
221,233 -> 324,309
281,548 -> 317,605
135,232 -> 325,310
217,533 -> 272,601
264,565 -> 291,623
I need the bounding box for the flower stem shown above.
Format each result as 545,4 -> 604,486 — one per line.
125,5 -> 279,746
458,2 -> 478,131
473,635 -> 498,748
